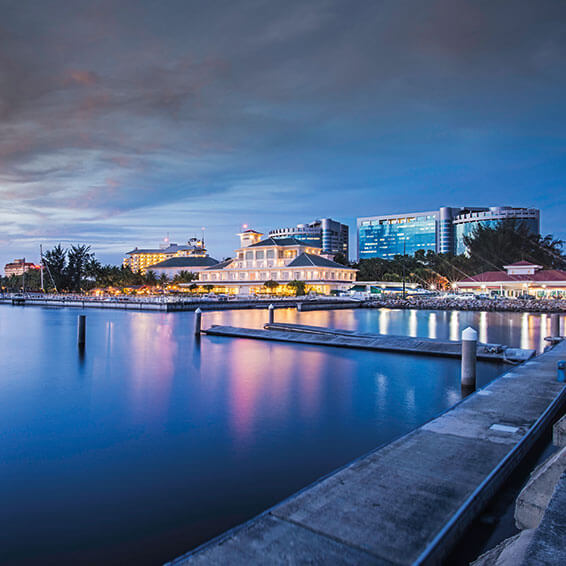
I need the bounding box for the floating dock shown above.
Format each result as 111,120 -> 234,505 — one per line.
170,340 -> 566,566
204,322 -> 536,363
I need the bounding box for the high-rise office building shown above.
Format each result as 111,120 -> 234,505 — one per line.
357,206 -> 540,260
269,218 -> 349,259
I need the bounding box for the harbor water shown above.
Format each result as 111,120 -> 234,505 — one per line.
0,307 -> 557,565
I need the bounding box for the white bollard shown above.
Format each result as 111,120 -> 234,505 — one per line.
550,314 -> 560,338
268,304 -> 274,325
461,326 -> 478,390
297,302 -> 302,312
194,308 -> 202,336
77,315 -> 86,348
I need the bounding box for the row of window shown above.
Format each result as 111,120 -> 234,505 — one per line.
200,270 -> 355,282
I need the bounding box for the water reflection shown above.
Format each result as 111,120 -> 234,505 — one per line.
0,306 -> 563,566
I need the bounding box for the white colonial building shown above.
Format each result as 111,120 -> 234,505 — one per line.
195,230 -> 356,295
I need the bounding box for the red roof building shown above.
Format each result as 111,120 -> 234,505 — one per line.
456,261 -> 566,298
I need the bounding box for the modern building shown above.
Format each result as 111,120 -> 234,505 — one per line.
123,237 -> 208,274
150,256 -> 220,279
4,259 -> 41,277
357,206 -> 540,260
193,229 -> 356,295
455,261 -> 566,298
269,218 -> 349,259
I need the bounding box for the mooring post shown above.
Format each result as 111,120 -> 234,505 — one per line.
297,302 -> 302,312
550,314 -> 560,338
77,314 -> 86,348
194,307 -> 202,336
461,326 -> 478,391
268,303 -> 274,324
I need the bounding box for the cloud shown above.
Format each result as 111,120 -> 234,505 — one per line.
0,0 -> 565,265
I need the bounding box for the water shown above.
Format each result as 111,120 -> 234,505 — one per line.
0,307 -> 558,565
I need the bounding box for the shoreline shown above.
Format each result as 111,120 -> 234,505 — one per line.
0,293 -> 565,314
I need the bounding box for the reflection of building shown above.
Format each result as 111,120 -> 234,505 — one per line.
357,206 -> 540,259
150,256 -> 220,279
456,261 -> 566,298
269,218 -> 349,259
123,237 -> 208,274
196,229 -> 356,295
4,259 -> 41,277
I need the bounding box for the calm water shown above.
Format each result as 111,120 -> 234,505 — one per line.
0,307 -> 560,565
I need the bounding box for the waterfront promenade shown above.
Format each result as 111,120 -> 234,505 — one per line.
0,292 -> 564,313
170,340 -> 566,565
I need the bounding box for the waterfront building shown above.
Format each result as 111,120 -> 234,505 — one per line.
4,259 -> 41,277
357,206 -> 540,259
195,229 -> 356,295
269,218 -> 349,259
455,261 -> 566,298
123,237 -> 207,274
150,256 -> 220,279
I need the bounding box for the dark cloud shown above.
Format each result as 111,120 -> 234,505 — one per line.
0,0 -> 565,264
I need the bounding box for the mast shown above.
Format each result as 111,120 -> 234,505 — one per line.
40,245 -> 44,292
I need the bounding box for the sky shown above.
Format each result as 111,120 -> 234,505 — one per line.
1,0 -> 565,266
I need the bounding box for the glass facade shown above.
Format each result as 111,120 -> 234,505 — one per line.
358,206 -> 540,260
358,214 -> 437,259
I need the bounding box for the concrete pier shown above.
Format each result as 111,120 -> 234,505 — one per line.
205,323 -> 535,363
170,341 -> 566,566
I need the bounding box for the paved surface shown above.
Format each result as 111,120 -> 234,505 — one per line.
205,323 -> 535,362
170,341 -> 565,566
521,471 -> 566,565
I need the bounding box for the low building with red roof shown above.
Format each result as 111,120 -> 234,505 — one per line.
455,261 -> 566,298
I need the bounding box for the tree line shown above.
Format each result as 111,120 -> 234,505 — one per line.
0,244 -> 198,292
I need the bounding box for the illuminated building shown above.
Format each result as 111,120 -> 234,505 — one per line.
269,218 -> 349,259
195,229 -> 356,295
4,259 -> 41,277
456,261 -> 566,298
357,206 -> 540,259
123,237 -> 208,274
150,256 -> 220,278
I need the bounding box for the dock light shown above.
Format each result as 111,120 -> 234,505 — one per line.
430,284 -> 436,290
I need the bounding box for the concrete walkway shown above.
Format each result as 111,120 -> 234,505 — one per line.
205,324 -> 535,362
169,341 -> 566,566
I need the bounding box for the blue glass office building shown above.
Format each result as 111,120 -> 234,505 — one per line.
358,206 -> 540,259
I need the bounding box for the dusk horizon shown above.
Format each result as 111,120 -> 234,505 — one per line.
1,0 -> 565,267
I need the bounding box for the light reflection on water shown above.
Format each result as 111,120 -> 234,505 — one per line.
0,306 -> 562,565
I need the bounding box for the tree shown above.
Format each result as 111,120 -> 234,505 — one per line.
43,244 -> 68,291
172,270 -> 198,284
145,270 -> 158,285
158,273 -> 169,287
464,219 -> 566,272
67,245 -> 95,291
263,280 -> 279,293
287,280 -> 306,296
203,284 -> 215,293
333,253 -> 349,266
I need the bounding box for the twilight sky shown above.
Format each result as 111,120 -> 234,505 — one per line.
1,0 -> 565,265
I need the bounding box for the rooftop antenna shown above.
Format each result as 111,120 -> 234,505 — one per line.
201,227 -> 206,246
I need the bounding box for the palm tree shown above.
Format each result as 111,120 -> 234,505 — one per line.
287,280 -> 306,296
263,280 -> 279,294
145,270 -> 158,285
158,273 -> 169,287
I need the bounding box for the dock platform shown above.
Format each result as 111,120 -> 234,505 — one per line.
170,341 -> 566,566
204,323 -> 536,363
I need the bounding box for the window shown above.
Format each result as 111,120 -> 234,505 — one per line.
266,250 -> 274,259
256,251 -> 264,260
245,251 -> 253,260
